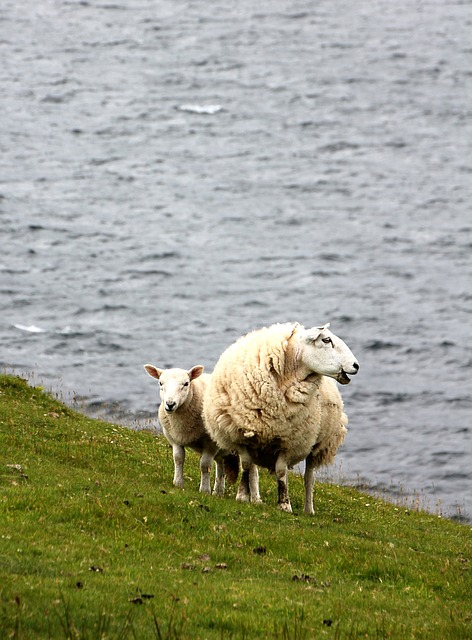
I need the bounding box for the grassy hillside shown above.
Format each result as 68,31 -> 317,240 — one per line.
1,374 -> 470,639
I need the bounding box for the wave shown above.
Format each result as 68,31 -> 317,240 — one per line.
365,340 -> 400,350
13,324 -> 46,333
177,104 -> 223,115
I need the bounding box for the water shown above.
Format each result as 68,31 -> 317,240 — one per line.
1,0 -> 471,521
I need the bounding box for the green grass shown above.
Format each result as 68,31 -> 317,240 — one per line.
1,374 -> 471,639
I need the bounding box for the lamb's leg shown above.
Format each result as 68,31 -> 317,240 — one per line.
172,444 -> 185,489
275,454 -> 292,513
199,450 -> 213,494
304,451 -> 316,515
236,448 -> 252,502
213,453 -> 226,497
249,463 -> 262,504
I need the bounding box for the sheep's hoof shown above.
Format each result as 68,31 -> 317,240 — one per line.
199,485 -> 212,495
212,485 -> 225,497
236,492 -> 250,503
278,502 -> 293,513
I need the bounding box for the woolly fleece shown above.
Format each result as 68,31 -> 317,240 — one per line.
204,322 -> 347,472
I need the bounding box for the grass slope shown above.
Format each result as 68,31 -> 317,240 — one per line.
1,374 -> 471,639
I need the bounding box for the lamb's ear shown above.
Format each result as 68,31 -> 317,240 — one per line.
144,364 -> 163,380
188,365 -> 204,380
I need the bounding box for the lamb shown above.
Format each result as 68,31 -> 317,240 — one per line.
203,322 -> 359,514
144,364 -> 239,495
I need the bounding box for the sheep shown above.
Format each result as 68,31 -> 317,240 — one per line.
203,322 -> 359,514
144,364 -> 239,495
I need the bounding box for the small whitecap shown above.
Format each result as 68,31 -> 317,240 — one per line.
58,325 -> 73,335
13,323 -> 46,333
177,104 -> 223,115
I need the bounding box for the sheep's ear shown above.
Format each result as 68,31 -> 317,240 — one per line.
304,323 -> 330,343
144,364 -> 163,380
188,365 -> 204,380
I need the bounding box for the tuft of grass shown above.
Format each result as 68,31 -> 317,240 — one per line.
1,374 -> 471,639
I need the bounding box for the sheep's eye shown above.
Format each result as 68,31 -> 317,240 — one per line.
322,337 -> 332,345
183,382 -> 189,387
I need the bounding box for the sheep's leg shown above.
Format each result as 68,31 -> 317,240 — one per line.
249,464 -> 262,504
212,453 -> 226,497
304,451 -> 316,515
172,444 -> 185,489
275,454 -> 292,513
236,448 -> 252,502
199,450 -> 213,494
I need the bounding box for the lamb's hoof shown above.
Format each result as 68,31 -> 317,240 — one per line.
236,492 -> 250,503
173,481 -> 184,489
212,486 -> 225,497
250,496 -> 263,504
278,502 -> 293,513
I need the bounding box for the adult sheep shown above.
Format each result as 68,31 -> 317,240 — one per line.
203,322 -> 359,514
144,364 -> 239,495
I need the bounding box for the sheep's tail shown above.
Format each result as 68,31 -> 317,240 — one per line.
223,453 -> 240,485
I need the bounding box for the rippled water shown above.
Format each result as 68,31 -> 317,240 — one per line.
1,0 -> 471,521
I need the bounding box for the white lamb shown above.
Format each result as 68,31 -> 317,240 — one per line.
144,364 -> 239,495
203,322 -> 359,514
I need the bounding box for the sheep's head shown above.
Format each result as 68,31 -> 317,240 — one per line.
298,324 -> 359,385
144,364 -> 204,412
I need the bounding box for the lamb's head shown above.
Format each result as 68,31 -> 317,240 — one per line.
143,364 -> 204,413
297,324 -> 359,385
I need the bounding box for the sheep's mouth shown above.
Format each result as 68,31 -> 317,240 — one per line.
337,370 -> 351,385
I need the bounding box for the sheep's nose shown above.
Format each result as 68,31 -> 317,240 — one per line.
165,401 -> 176,412
352,362 -> 359,373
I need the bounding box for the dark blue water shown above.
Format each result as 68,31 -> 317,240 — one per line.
1,0 -> 471,521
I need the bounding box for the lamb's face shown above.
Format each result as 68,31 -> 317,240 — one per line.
300,324 -> 359,385
144,364 -> 204,413
157,369 -> 193,413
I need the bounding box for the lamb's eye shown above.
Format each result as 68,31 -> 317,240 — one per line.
183,382 -> 189,387
322,337 -> 332,345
